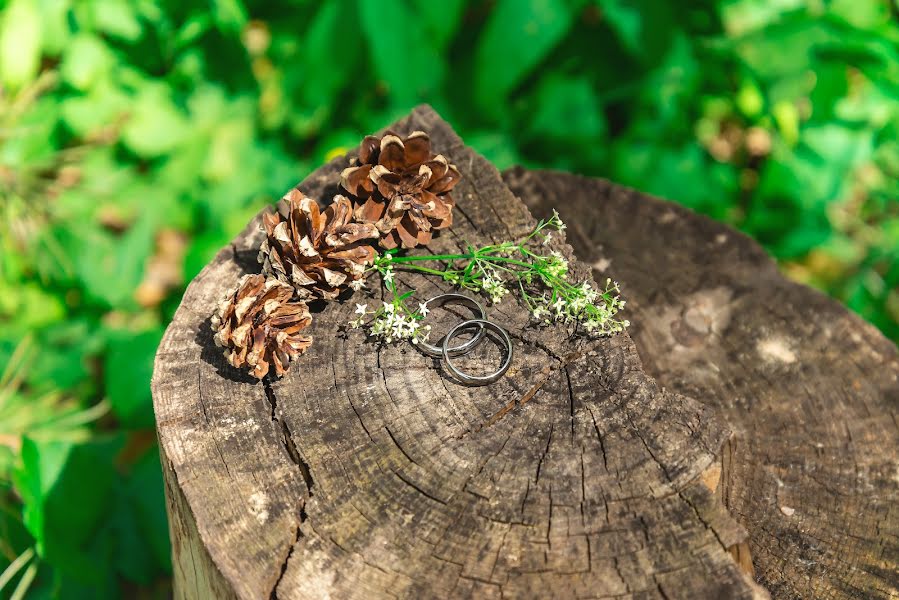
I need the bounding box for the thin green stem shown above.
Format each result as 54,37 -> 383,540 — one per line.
393,264 -> 452,277
389,253 -> 473,263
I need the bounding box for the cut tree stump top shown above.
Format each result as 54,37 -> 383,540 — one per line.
152,106 -> 896,599
504,167 -> 899,599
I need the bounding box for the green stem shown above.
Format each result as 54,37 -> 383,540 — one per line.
393,264 -> 454,277
478,255 -> 534,269
389,253 -> 473,263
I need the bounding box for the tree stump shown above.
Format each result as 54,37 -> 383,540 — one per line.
503,168 -> 899,599
152,106 -> 895,599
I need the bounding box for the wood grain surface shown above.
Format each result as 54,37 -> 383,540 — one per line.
154,106 -> 893,599
505,167 -> 898,599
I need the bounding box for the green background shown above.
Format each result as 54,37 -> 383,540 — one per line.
1,0 -> 897,597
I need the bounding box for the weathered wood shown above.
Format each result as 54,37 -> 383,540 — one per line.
504,167 -> 899,599
153,106 -> 767,599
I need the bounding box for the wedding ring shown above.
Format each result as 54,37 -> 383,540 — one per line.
417,294 -> 487,358
442,319 -> 513,386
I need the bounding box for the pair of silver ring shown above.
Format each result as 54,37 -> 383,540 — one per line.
417,294 -> 513,386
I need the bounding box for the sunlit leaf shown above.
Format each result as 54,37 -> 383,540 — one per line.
90,0 -> 142,41
60,34 -> 115,91
0,0 -> 43,89
120,85 -> 190,158
211,0 -> 247,32
36,0 -> 71,55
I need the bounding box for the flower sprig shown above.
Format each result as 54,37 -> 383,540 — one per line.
351,211 -> 629,339
349,260 -> 432,344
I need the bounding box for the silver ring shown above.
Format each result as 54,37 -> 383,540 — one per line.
417,294 -> 487,358
442,319 -> 513,386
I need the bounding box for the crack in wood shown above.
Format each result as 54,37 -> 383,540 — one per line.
260,377 -> 313,599
269,524 -> 302,600
535,424 -> 554,486
262,377 -> 315,497
385,425 -> 418,466
393,470 -> 448,506
564,365 -> 576,438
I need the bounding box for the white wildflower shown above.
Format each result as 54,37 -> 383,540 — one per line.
355,303 -> 368,315
548,209 -> 566,232
482,274 -> 509,304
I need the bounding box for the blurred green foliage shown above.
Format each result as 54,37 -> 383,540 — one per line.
0,0 -> 896,596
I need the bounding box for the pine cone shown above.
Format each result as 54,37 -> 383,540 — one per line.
259,190 -> 379,300
211,274 -> 313,379
340,130 -> 461,249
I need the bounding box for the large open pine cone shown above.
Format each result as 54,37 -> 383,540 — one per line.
340,130 -> 461,249
259,190 -> 379,300
211,274 -> 313,379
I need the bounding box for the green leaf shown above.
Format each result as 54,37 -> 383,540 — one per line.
0,0 -> 43,89
120,85 -> 190,158
358,0 -> 444,104
60,80 -> 130,137
202,118 -> 255,182
109,482 -> 155,584
464,131 -> 523,171
596,0 -> 641,51
771,100 -> 800,146
595,0 -> 674,62
0,281 -> 66,332
525,74 -> 605,144
58,215 -> 155,309
474,0 -> 577,113
14,438 -> 74,554
126,448 -> 171,572
36,0 -> 71,55
211,0 -> 247,32
611,140 -> 739,222
104,328 -> 164,429
720,0 -> 806,36
35,321 -> 101,393
0,93 -> 59,171
409,0 -> 466,50
298,0 -> 363,119
14,436 -> 123,584
183,229 -> 231,282
829,0 -> 891,29
89,0 -> 142,41
60,34 -> 115,91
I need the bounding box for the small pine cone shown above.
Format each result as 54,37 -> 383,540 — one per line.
211,274 -> 313,379
259,190 -> 379,300
340,130 -> 461,249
